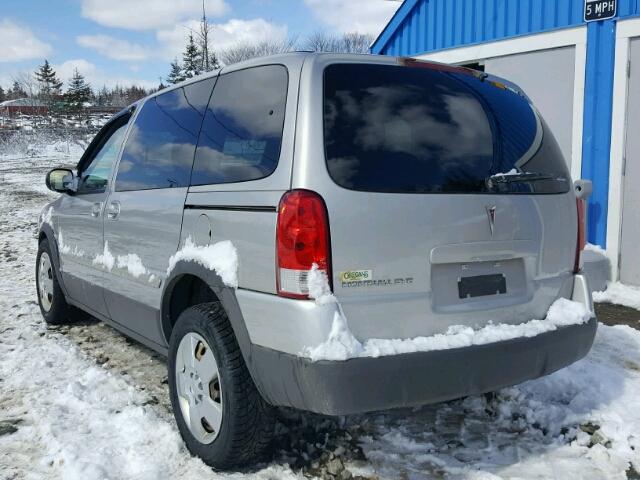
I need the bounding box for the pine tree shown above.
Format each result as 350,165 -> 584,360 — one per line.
167,58 -> 186,84
207,51 -> 220,71
65,68 -> 92,112
10,81 -> 27,100
0,85 -> 5,103
34,60 -> 63,103
182,33 -> 201,79
96,85 -> 110,106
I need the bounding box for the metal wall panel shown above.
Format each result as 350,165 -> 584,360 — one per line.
372,0 -> 640,56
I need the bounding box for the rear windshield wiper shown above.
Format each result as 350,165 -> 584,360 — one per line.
485,171 -> 556,188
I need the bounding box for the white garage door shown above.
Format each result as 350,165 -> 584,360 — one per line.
484,47 -> 576,171
620,38 -> 640,286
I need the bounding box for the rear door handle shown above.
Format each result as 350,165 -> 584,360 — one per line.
106,201 -> 121,220
91,202 -> 103,217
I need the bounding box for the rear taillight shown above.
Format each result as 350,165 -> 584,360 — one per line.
276,190 -> 331,299
574,198 -> 586,273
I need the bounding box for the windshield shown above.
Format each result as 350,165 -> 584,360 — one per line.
323,62 -> 571,194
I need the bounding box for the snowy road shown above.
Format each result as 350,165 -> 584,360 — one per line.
1,144 -> 640,480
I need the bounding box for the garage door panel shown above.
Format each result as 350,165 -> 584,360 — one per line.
620,38 -> 640,286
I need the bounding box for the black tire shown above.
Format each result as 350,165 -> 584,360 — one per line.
168,302 -> 275,469
36,239 -> 74,325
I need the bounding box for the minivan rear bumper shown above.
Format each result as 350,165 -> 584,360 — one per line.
249,316 -> 597,415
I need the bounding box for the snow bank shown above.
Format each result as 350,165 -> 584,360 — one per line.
594,282 -> 640,310
305,288 -> 591,361
167,238 -> 238,288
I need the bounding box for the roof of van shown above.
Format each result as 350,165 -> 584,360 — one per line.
138,52 -> 527,105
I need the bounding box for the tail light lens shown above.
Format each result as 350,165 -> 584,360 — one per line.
276,190 -> 331,299
574,198 -> 586,273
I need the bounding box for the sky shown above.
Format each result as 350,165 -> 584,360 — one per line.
0,0 -> 402,91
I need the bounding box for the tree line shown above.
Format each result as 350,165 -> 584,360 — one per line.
1,1 -> 375,112
166,7 -> 374,84
0,60 -> 158,113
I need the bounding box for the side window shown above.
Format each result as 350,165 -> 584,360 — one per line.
190,65 -> 288,186
77,122 -> 128,194
115,79 -> 214,191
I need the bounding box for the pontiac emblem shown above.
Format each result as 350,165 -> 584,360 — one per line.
486,205 -> 497,236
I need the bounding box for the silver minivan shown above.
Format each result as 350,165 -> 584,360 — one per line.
36,53 -> 597,469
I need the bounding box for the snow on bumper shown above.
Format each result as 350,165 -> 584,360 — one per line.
245,275 -> 597,415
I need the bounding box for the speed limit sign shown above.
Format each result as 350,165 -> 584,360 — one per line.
584,0 -> 617,22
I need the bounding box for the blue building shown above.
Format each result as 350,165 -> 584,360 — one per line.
372,0 -> 640,286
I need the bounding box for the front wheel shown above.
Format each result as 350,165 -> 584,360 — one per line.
168,302 -> 274,469
36,239 -> 73,325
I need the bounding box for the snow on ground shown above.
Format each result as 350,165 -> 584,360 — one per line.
2,143 -> 640,479
595,282 -> 640,311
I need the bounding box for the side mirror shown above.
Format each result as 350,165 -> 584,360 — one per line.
46,168 -> 76,194
574,179 -> 593,200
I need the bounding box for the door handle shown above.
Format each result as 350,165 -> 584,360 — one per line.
106,201 -> 121,220
91,202 -> 103,217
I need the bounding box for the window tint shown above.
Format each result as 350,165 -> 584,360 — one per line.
77,122 -> 128,194
190,65 -> 288,186
115,79 -> 214,191
323,63 -> 570,194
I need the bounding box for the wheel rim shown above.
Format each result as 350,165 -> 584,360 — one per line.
38,252 -> 54,312
175,332 -> 223,444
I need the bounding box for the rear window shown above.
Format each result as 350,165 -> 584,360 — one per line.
323,63 -> 570,194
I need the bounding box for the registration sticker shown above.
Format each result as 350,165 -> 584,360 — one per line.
339,270 -> 373,283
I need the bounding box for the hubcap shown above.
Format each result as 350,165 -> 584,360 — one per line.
38,252 -> 54,312
175,332 -> 222,444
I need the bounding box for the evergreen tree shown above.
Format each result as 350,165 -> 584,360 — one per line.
65,68 -> 92,111
207,51 -> 220,71
182,33 -> 201,79
9,81 -> 27,100
0,85 -> 5,103
167,58 -> 186,84
34,60 -> 63,101
96,85 -> 110,106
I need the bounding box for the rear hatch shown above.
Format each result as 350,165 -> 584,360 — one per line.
296,58 -> 577,341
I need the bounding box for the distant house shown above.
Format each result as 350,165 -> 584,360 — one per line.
0,98 -> 48,117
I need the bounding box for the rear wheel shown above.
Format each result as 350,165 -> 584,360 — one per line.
36,239 -> 73,325
168,302 -> 274,469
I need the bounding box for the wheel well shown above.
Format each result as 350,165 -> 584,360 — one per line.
163,274 -> 220,342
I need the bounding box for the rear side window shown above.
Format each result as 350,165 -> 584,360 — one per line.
115,79 -> 214,191
190,65 -> 288,186
323,63 -> 570,194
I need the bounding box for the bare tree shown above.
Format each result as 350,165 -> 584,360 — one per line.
303,30 -> 374,54
185,0 -> 220,71
340,32 -> 375,54
219,37 -> 298,65
304,30 -> 342,53
10,72 -> 39,102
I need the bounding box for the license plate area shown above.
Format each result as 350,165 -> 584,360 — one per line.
431,258 -> 527,311
458,274 -> 506,299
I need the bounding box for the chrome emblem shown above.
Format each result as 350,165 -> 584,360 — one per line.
486,205 -> 496,236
